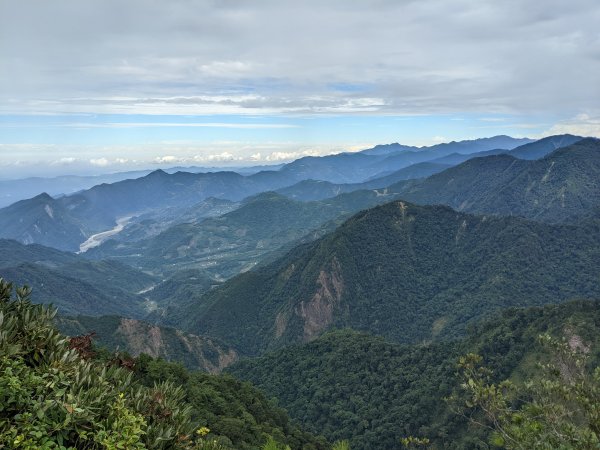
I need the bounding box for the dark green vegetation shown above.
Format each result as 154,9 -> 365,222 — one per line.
229,300 -> 600,450
457,334 -> 600,449
0,239 -> 155,317
178,199 -> 600,355
56,314 -> 238,373
134,356 -> 329,450
85,190 -> 401,278
392,138 -> 600,224
0,279 -> 328,449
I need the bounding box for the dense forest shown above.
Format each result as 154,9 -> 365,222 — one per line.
179,200 -> 600,356
230,300 -> 600,449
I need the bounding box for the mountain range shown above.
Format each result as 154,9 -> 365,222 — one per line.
392,137 -> 600,223
0,135 -> 535,251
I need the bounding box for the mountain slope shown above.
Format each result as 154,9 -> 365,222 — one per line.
276,163 -> 447,201
276,135 -> 581,204
0,170 -> 295,251
277,136 -> 531,184
0,193 -> 88,251
392,138 -> 600,223
508,134 -> 582,159
179,200 -> 600,355
0,239 -> 156,317
0,135 -> 536,251
56,315 -> 238,373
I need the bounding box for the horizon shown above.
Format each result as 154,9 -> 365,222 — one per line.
0,133 -> 535,181
1,1 -> 599,178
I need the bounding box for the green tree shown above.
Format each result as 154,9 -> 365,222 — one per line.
455,335 -> 600,449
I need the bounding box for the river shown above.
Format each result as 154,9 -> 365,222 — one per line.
77,216 -> 132,253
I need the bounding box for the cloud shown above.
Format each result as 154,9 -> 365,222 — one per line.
51,157 -> 78,165
265,149 -> 322,162
544,114 -> 600,137
203,152 -> 244,162
90,157 -> 110,166
1,1 -> 598,116
61,121 -> 299,129
154,155 -> 181,164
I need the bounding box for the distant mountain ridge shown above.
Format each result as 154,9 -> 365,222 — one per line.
392,137 -> 600,223
0,135 -> 579,251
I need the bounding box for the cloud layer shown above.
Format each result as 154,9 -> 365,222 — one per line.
2,0 -> 599,116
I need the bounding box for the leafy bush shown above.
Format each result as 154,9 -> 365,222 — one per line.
0,278 -> 219,449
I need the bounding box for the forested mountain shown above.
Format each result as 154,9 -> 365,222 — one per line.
3,133 -> 600,449
0,170 -> 153,208
277,134 -> 583,204
84,190 -> 400,278
229,300 -> 600,450
0,239 -> 155,317
178,200 -> 600,355
0,170 -> 295,251
508,133 -> 582,159
392,137 -> 600,223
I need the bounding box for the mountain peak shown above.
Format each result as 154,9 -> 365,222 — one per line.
146,169 -> 169,178
33,192 -> 53,201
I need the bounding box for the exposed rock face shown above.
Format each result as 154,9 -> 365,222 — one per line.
116,318 -> 165,358
58,316 -> 237,373
296,258 -> 344,341
114,318 -> 238,373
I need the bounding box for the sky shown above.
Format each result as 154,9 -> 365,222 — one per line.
1,0 -> 599,178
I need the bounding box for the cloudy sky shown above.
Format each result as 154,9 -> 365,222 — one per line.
1,0 -> 599,177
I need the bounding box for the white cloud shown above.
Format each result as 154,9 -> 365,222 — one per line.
51,157 -> 78,165
90,157 -> 110,166
154,155 -> 181,164
60,121 -> 299,129
544,114 -> 600,138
